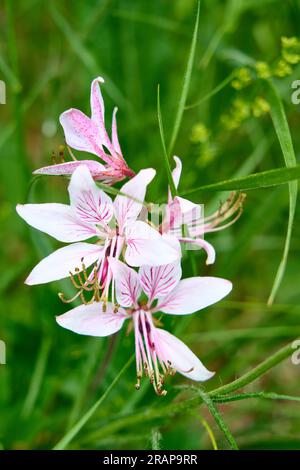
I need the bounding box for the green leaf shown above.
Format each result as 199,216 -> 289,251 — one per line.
168,1 -> 200,156
264,80 -> 298,305
181,164 -> 300,195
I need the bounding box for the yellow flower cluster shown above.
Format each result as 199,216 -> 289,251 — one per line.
232,36 -> 300,90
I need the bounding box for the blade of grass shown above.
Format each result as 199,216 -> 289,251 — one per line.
198,0 -> 242,68
198,416 -> 218,450
157,84 -> 177,197
67,340 -> 104,429
181,164 -> 300,195
21,336 -> 52,419
185,71 -> 235,110
0,53 -> 21,92
264,80 -> 298,305
6,0 -> 29,185
53,354 -> 134,450
168,1 -> 200,156
112,9 -> 187,36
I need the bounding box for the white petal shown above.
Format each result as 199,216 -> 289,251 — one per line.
108,257 -> 141,307
179,237 -> 216,265
56,302 -> 127,337
26,243 -> 103,285
139,262 -> 181,301
16,203 -> 95,242
68,165 -> 113,228
156,277 -> 232,315
114,168 -> 155,231
171,156 -> 182,190
155,328 -> 214,381
124,221 -> 179,267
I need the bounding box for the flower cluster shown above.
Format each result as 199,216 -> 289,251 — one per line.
17,77 -> 243,395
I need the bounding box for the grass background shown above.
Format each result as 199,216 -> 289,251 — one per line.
1,0 -> 300,450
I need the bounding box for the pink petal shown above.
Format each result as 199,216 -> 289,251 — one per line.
56,302 -> 127,337
68,165 -> 113,228
179,237 -> 216,265
90,77 -> 115,154
90,76 -> 105,122
108,257 -> 141,307
33,160 -> 106,179
26,243 -> 103,285
155,328 -> 214,381
16,203 -> 96,243
139,262 -> 182,301
112,107 -> 122,156
156,277 -> 232,315
124,221 -> 179,267
60,109 -> 104,156
114,168 -> 155,231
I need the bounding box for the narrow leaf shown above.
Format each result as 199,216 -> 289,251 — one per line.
168,1 -> 200,156
265,80 -> 298,305
181,164 -> 300,195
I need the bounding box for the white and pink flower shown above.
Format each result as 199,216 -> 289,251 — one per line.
16,165 -> 179,302
56,258 -> 232,395
161,156 -> 245,265
34,77 -> 135,184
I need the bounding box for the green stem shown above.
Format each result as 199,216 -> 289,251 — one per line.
209,342 -> 296,397
197,389 -> 238,450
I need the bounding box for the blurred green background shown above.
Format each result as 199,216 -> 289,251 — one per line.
1,0 -> 300,450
